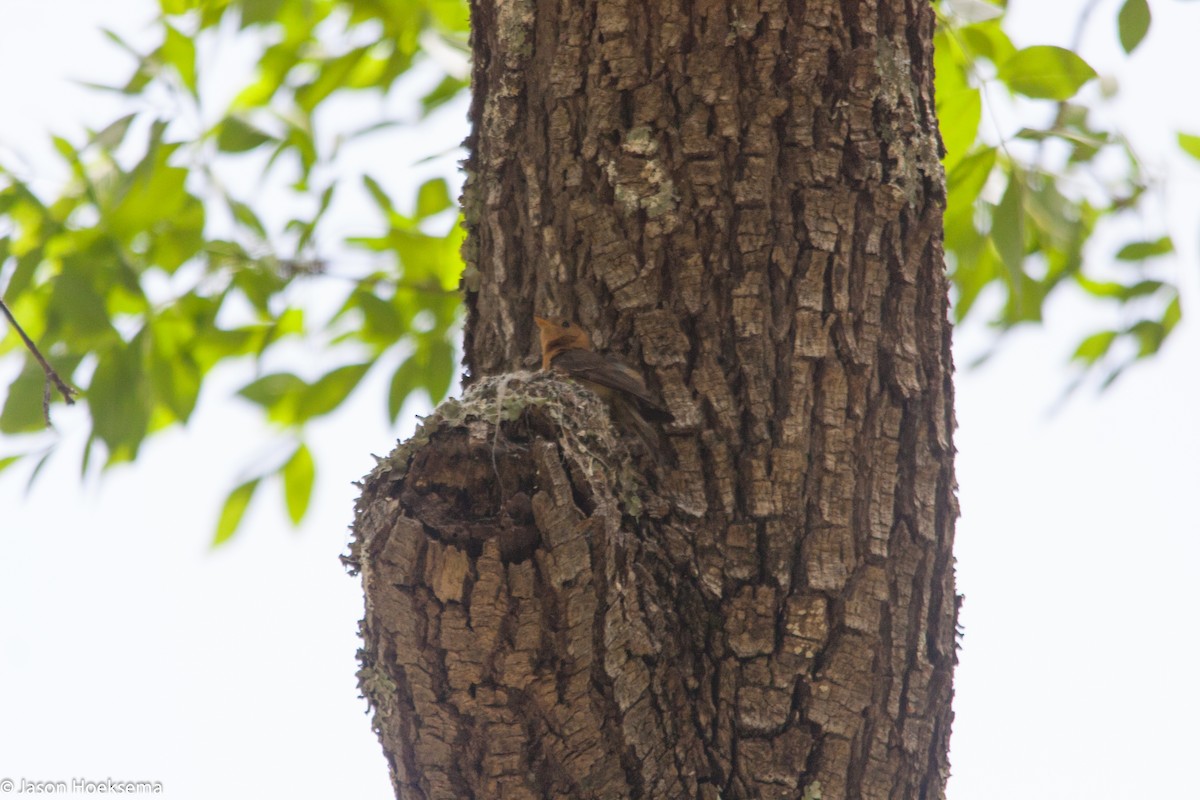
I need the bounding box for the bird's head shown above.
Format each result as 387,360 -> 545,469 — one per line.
534,316 -> 593,356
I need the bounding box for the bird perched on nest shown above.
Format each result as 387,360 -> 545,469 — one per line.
534,316 -> 673,462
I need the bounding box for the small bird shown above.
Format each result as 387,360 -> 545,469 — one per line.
534,316 -> 673,458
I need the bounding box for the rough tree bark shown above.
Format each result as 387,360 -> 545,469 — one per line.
350,0 -> 958,798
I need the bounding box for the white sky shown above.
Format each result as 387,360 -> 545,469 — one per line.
1,1 -> 1198,798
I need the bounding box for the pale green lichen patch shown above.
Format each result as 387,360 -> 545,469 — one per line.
356,659 -> 398,733
363,370 -> 623,484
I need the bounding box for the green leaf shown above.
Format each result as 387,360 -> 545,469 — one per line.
216,116 -> 275,153
390,224 -> 465,288
1076,277 -> 1126,299
1128,319 -> 1166,358
997,46 -> 1097,100
297,363 -> 371,420
231,52 -> 292,109
946,147 -> 996,215
0,364 -> 51,434
104,138 -> 194,254
214,478 -> 260,546
948,226 -> 997,321
281,443 -> 315,525
89,336 -> 153,465
27,451 -> 55,492
102,27 -> 142,58
362,174 -> 399,219
293,183 -> 336,252
1072,331 -> 1117,364
416,178 -> 453,219
1025,176 -> 1078,250
241,0 -> 287,26
959,20 -> 1017,66
194,327 -> 258,371
239,372 -> 307,410
268,307 -> 306,342
122,63 -> 159,96
229,197 -> 268,239
425,338 -> 456,403
148,326 -> 202,424
1121,280 -> 1166,300
938,86 -> 982,168
1162,295 -> 1182,333
387,335 -> 457,421
428,0 -> 470,33
420,74 -> 469,116
1117,0 -> 1151,54
355,291 -> 405,343
992,170 -> 1025,280
388,356 -> 421,422
91,113 -> 138,152
232,264 -> 288,314
1115,236 -> 1173,261
162,24 -> 198,95
149,196 -> 206,273
51,135 -> 81,169
297,48 -> 369,112
1177,132 -> 1200,161
1005,273 -> 1049,325
51,270 -> 117,345
281,120 -> 318,181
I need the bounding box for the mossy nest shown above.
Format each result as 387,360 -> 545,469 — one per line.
345,371 -> 658,573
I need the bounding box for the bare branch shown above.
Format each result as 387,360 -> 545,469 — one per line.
0,296 -> 78,425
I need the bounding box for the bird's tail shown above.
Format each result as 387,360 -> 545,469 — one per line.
613,396 -> 674,468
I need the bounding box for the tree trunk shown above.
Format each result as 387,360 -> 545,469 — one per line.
351,0 -> 958,797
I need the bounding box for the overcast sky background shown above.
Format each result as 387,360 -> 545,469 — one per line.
1,1 -> 1197,798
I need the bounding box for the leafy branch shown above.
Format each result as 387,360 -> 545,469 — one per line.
0,0 -> 1191,542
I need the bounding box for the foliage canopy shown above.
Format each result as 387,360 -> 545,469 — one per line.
0,0 -> 1188,542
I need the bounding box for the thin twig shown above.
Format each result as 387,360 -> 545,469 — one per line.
0,296 -> 78,425
1070,0 -> 1104,52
